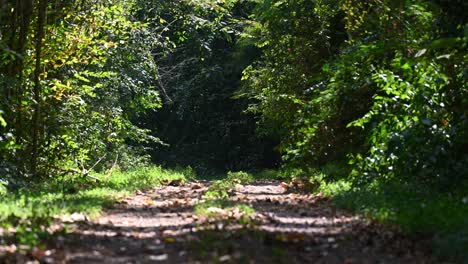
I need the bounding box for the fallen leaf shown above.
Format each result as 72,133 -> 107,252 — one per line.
31,247 -> 52,259
274,233 -> 305,242
191,184 -> 203,190
163,237 -> 176,243
280,182 -> 290,189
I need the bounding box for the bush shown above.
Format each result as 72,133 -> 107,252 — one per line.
226,171 -> 254,184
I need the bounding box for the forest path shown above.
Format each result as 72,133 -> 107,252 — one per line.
44,181 -> 432,263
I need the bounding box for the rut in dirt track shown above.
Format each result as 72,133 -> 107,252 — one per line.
40,180 -> 433,263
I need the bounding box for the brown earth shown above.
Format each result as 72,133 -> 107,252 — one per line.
2,180 -> 436,263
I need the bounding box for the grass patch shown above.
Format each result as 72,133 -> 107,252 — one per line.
197,171 -> 257,225
204,167 -> 467,261
195,200 -> 255,217
319,179 -> 468,262
226,171 -> 254,184
263,166 -> 467,262
203,171 -> 255,200
194,199 -> 256,225
0,166 -> 192,246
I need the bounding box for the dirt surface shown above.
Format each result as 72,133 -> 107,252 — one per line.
2,181 -> 436,263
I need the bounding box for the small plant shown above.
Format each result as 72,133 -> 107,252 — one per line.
203,180 -> 235,200
317,179 -> 351,196
203,189 -> 230,200
202,171 -> 254,200
194,199 -> 256,225
226,171 -> 254,184
280,176 -> 322,193
278,167 -> 307,180
0,178 -> 7,196
320,162 -> 351,181
277,167 -> 326,193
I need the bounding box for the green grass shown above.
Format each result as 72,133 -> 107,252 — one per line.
3,165 -> 465,261
0,166 -> 192,245
202,171 -> 255,200
194,200 -> 255,218
196,171 -> 257,226
318,179 -> 468,262
253,167 -> 467,261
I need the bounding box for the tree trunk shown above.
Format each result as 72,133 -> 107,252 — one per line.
31,0 -> 47,177
16,0 -> 34,142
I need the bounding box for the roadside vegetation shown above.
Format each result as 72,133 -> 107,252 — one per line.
0,166 -> 191,246
318,175 -> 468,260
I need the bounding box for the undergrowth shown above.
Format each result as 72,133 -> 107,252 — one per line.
259,166 -> 467,261
318,177 -> 468,262
197,171 -> 257,226
203,171 -> 255,200
194,199 -> 256,225
0,166 -> 192,246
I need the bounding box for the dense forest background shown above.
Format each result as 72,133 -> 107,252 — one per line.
1,0 -> 466,187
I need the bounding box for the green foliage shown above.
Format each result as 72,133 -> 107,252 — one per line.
277,167 -> 309,180
0,110 -> 5,127
0,0 -> 164,181
241,0 -> 467,188
173,165 -> 198,181
204,180 -> 235,200
0,181 -> 6,196
240,0 -> 350,166
239,3 -> 467,258
317,179 -> 351,197
227,171 -> 254,184
203,171 -> 254,200
39,1 -> 164,174
99,166 -> 189,192
340,1 -> 468,187
137,0 -> 277,173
